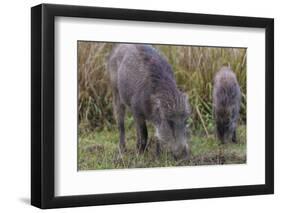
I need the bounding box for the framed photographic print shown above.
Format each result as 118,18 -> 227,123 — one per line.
31,3 -> 274,209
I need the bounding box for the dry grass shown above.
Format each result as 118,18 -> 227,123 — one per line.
78,42 -> 114,132
78,42 -> 246,133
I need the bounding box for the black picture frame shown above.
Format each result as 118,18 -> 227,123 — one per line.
31,3 -> 274,209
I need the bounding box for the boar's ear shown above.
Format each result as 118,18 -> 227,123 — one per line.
150,95 -> 161,113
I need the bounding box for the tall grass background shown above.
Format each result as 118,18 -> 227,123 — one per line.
78,42 -> 246,134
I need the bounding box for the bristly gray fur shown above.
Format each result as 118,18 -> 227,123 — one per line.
213,66 -> 241,144
108,44 -> 190,160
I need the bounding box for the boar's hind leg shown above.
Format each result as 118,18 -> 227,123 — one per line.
113,94 -> 126,151
134,115 -> 148,153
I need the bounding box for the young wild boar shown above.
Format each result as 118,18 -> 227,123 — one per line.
108,44 -> 190,160
213,66 -> 241,144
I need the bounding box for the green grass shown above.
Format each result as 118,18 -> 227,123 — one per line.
78,123 -> 246,170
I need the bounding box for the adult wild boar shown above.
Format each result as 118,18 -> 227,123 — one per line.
108,44 -> 190,160
213,66 -> 241,144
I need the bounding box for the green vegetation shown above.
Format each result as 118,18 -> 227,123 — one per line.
78,121 -> 246,170
78,42 -> 247,170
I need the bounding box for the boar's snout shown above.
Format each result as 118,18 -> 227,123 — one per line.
155,120 -> 189,161
172,143 -> 190,161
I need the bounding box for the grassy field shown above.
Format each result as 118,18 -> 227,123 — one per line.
77,42 -> 247,170
78,119 -> 246,170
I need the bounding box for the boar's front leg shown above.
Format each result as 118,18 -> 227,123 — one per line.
113,92 -> 126,151
216,122 -> 225,144
156,141 -> 161,156
134,114 -> 148,153
232,129 -> 237,143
